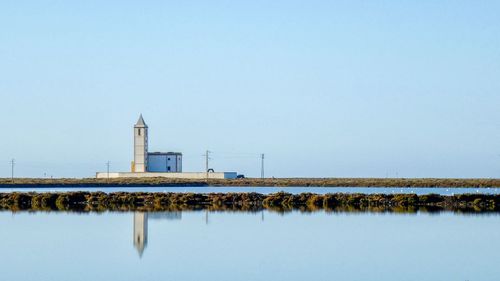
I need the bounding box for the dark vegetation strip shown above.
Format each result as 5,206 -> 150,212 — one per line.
1,177 -> 499,188
0,192 -> 499,213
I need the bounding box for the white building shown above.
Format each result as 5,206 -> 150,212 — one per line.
147,152 -> 182,172
132,115 -> 183,173
96,115 -> 238,179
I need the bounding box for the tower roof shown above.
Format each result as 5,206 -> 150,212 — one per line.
135,114 -> 148,128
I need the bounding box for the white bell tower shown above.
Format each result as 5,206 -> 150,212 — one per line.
133,114 -> 148,172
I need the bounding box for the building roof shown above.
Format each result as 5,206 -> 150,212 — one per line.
148,152 -> 183,156
134,114 -> 148,128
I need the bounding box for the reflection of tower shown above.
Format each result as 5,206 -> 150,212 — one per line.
132,212 -> 182,257
133,212 -> 148,257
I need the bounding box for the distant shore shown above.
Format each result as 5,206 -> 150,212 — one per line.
0,177 -> 499,188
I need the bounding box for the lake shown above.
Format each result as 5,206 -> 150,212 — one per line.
1,186 -> 499,195
1,210 -> 499,281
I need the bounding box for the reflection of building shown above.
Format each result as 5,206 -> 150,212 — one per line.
149,212 -> 182,220
133,213 -> 148,257
132,212 -> 182,257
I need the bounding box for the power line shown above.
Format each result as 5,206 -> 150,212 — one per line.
261,154 -> 265,179
106,161 -> 111,183
10,159 -> 15,182
212,151 -> 262,156
203,150 -> 211,180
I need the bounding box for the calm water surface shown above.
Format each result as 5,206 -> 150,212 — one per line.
1,186 -> 499,195
0,210 -> 498,281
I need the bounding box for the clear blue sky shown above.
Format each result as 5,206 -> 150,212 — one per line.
0,0 -> 499,178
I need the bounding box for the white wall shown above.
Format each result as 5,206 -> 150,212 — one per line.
134,127 -> 148,172
148,154 -> 167,172
177,155 -> 182,172
147,154 -> 182,172
96,172 -> 237,179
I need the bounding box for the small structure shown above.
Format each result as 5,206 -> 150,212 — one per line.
96,115 -> 237,179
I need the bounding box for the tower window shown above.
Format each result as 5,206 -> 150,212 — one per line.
138,129 -> 141,136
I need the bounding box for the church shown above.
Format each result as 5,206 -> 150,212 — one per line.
95,115 -> 237,179
132,114 -> 182,173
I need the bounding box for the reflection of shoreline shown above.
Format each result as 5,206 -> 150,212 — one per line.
133,212 -> 182,257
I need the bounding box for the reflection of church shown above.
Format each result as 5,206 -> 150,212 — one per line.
133,212 -> 182,257
133,213 -> 148,257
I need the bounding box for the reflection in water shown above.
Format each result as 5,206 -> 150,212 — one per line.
133,212 -> 182,257
133,213 -> 148,257
130,209 -> 499,258
1,210 -> 499,280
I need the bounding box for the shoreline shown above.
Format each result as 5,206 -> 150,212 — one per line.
0,177 -> 499,188
1,191 -> 499,213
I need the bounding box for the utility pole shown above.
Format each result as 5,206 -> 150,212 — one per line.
10,159 -> 15,183
204,150 -> 211,180
106,161 -> 110,183
261,154 -> 265,179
